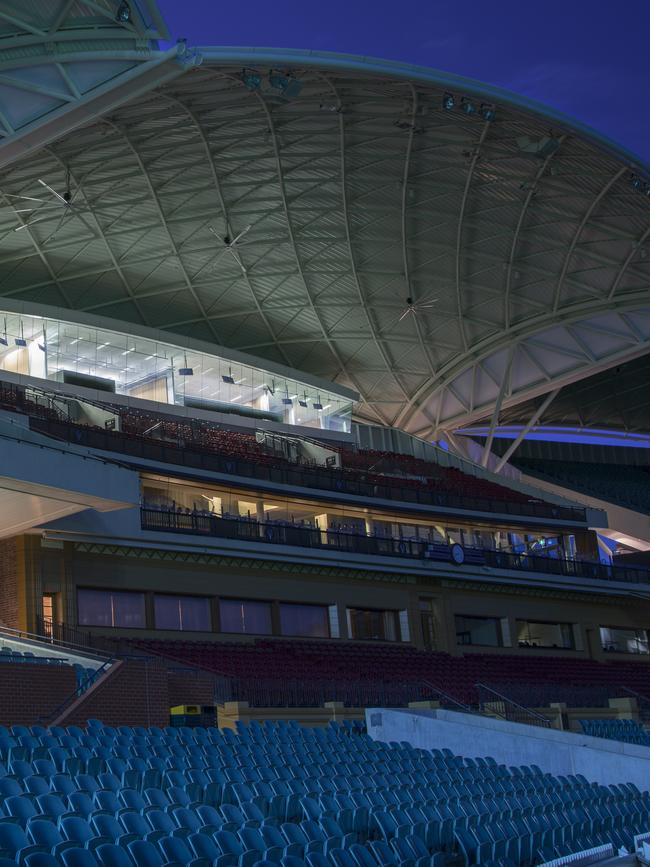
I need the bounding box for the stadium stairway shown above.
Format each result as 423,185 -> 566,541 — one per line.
0,718 -> 647,866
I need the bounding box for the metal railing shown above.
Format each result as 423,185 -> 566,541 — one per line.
26,411 -> 586,524
620,685 -> 650,726
140,507 -> 650,587
420,679 -> 474,714
475,682 -> 552,728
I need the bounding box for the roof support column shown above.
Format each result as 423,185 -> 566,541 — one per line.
480,348 -> 514,468
493,387 -> 561,474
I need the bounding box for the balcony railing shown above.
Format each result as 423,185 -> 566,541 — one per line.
140,507 -> 650,586
26,412 -> 586,524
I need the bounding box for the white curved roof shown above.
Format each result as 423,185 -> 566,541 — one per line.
0,2 -> 649,439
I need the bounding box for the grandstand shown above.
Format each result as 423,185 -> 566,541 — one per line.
0,0 -> 649,864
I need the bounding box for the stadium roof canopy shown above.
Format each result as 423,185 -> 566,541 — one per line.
0,0 -> 649,443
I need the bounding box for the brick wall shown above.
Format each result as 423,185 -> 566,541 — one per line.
0,663 -> 76,725
0,538 -> 19,629
65,658 -> 169,728
167,668 -> 216,708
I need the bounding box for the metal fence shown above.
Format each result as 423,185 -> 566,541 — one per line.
141,507 -> 650,587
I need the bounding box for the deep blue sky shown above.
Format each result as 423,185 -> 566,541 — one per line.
157,0 -> 650,165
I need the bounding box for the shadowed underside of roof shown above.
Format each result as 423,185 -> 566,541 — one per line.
0,1 -> 648,440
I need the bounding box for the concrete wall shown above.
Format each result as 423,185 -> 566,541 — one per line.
366,707 -> 650,792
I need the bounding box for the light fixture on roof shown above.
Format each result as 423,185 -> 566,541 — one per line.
516,135 -> 560,159
15,322 -> 26,347
313,396 -> 323,411
265,70 -> 303,104
460,98 -> 477,116
209,224 -> 251,274
398,294 -> 439,322
442,93 -> 455,111
115,1 -> 131,22
241,68 -> 262,91
178,354 -> 193,376
282,387 -> 293,406
479,103 -> 496,122
631,175 -> 645,191
299,392 -> 308,408
222,367 -> 235,385
10,167 -> 96,243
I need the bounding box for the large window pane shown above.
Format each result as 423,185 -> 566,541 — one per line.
516,619 -> 574,649
220,599 -> 272,635
279,603 -> 329,638
154,595 -> 211,632
77,589 -> 145,629
347,608 -> 398,641
600,626 -> 649,654
455,615 -> 502,647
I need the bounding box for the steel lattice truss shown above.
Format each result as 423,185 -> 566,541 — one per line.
0,12 -> 649,437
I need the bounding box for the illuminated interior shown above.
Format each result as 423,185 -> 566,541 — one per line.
0,310 -> 352,432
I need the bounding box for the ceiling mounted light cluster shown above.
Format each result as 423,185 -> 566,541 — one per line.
115,1 -> 131,22
240,68 -> 303,103
630,174 -> 650,198
442,93 -> 496,122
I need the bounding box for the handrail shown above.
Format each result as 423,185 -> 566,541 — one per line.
475,682 -> 552,728
36,657 -> 114,726
620,684 -> 650,704
0,622 -> 111,663
420,679 -> 474,714
140,506 -> 650,587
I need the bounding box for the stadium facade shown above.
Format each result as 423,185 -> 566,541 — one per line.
0,0 -> 649,727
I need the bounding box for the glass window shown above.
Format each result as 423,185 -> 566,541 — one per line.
347,608 -> 398,641
220,599 -> 272,635
154,595 -> 211,632
77,589 -> 145,629
600,626 -> 649,655
279,603 -> 329,638
516,619 -> 575,649
455,615 -> 502,647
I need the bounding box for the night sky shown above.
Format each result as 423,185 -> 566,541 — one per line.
157,0 -> 650,165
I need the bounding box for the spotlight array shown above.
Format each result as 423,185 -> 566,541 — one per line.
115,1 -> 131,23
240,68 -> 302,103
630,174 -> 650,198
443,93 -> 496,122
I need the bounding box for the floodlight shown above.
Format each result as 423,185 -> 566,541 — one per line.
115,1 -> 131,22
222,374 -> 235,384
15,338 -> 26,347
631,175 -> 645,191
282,397 -> 293,405
480,103 -> 496,122
313,402 -> 323,410
461,98 -> 477,116
442,93 -> 455,111
299,400 -> 308,408
241,69 -> 262,91
269,71 -> 289,90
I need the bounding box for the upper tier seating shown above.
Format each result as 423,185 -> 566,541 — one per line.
137,638 -> 650,710
514,458 -> 650,516
0,381 -> 563,519
0,718 -> 646,866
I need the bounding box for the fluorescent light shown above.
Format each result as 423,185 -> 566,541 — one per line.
70,338 -> 80,345
121,347 -> 135,356
323,404 -> 332,410
235,377 -> 247,384
231,394 -> 242,401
